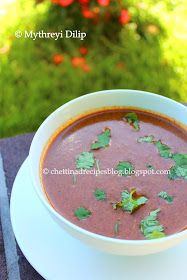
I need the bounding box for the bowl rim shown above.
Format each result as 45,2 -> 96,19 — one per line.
29,89 -> 187,245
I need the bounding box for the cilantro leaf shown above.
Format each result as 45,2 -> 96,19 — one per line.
91,128 -> 111,150
113,189 -> 148,214
138,135 -> 154,143
74,207 -> 91,220
168,153 -> 187,180
114,219 -> 121,237
140,209 -> 166,239
175,165 -> 187,178
168,166 -> 178,180
94,188 -> 106,201
76,152 -> 95,170
95,159 -> 100,175
146,163 -> 155,170
124,112 -> 140,131
138,136 -> 172,159
154,140 -> 172,159
158,191 -> 174,204
72,173 -> 77,185
169,165 -> 187,180
121,189 -> 148,213
172,153 -> 187,165
146,231 -> 166,239
116,161 -> 134,176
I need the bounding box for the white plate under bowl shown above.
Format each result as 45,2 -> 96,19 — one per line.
10,158 -> 187,280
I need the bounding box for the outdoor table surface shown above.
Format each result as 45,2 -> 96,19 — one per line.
0,103 -> 186,280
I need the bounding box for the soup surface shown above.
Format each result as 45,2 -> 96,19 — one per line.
41,108 -> 187,240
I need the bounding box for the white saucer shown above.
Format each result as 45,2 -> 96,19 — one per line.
10,158 -> 187,280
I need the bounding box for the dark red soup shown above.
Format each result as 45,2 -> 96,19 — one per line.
41,108 -> 187,240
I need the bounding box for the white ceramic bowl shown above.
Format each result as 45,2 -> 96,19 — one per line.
29,89 -> 187,256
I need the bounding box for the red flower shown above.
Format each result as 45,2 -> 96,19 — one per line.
116,62 -> 125,69
71,57 -> 86,67
79,0 -> 89,5
97,0 -> 110,7
53,54 -> 64,65
58,0 -> 74,7
79,47 -> 88,56
71,57 -> 91,73
82,7 -> 95,18
119,9 -> 131,25
82,63 -> 91,72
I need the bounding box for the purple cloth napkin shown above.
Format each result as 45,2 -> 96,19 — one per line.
0,133 -> 44,280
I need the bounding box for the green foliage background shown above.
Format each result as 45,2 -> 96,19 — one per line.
0,0 -> 187,137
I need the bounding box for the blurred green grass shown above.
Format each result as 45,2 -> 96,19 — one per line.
0,0 -> 187,138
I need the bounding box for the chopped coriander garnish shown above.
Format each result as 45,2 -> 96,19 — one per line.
76,152 -> 95,170
146,163 -> 155,170
113,189 -> 148,214
138,135 -> 154,143
95,159 -> 100,176
72,173 -> 77,185
124,112 -> 140,131
168,153 -> 187,180
154,140 -> 172,159
140,209 -> 166,239
170,165 -> 187,180
114,219 -> 121,237
172,153 -> 187,165
91,128 -> 111,150
138,136 -> 172,159
168,166 -> 179,180
169,165 -> 187,180
74,207 -> 91,220
158,191 -> 174,204
116,161 -> 134,176
146,231 -> 166,239
121,189 -> 148,213
94,188 -> 106,201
